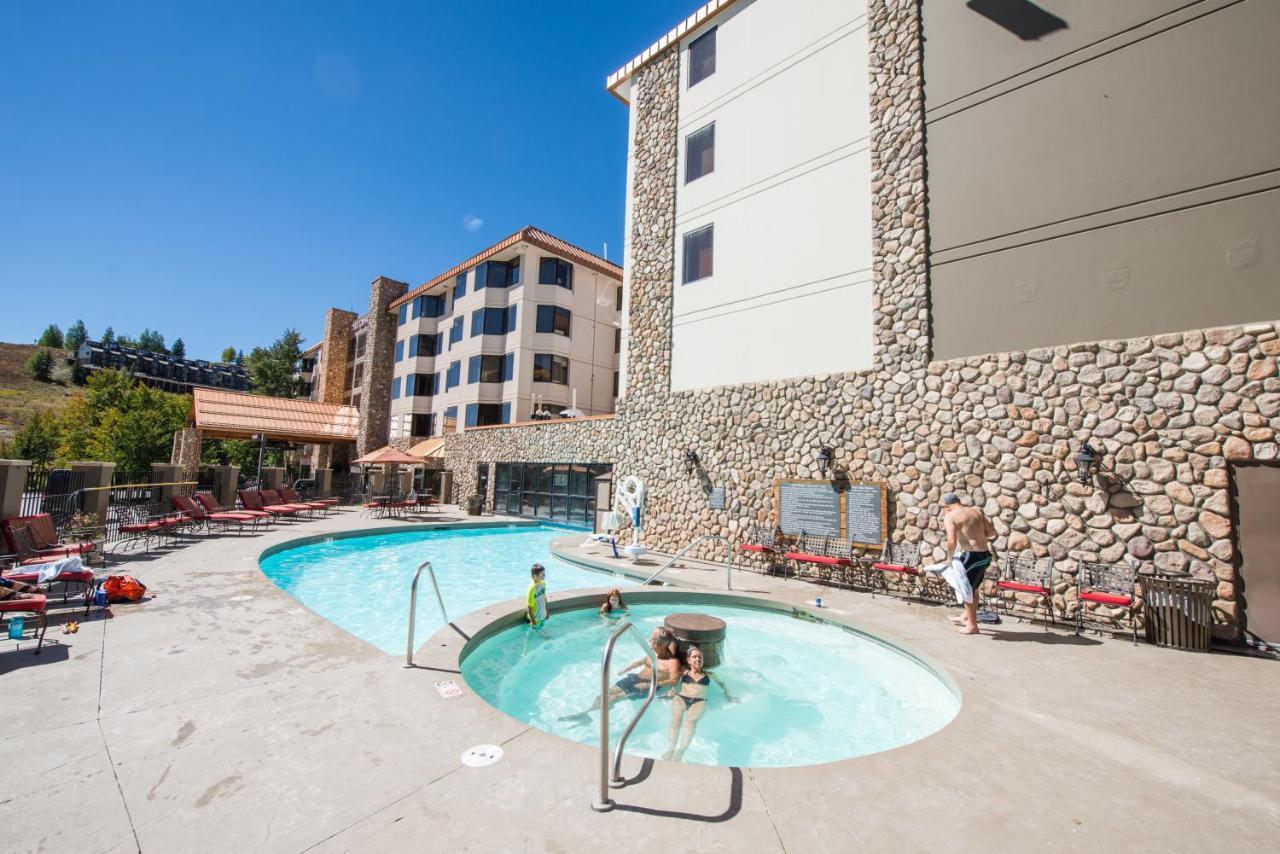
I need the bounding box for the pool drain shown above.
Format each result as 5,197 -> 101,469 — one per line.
461,744 -> 503,767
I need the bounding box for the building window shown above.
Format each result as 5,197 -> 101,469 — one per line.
409,333 -> 441,358
471,306 -> 516,337
354,333 -> 367,359
395,340 -> 404,362
682,224 -> 714,284
454,271 -> 467,300
351,393 -> 361,410
406,373 -> 439,397
688,27 -> 716,87
685,122 -> 715,183
613,370 -> 619,397
411,413 -> 435,437
353,363 -> 364,388
466,403 -> 509,427
443,406 -> 458,433
449,317 -> 464,348
397,305 -> 408,326
538,257 -> 573,289
535,305 -> 572,337
614,327 -> 621,354
392,376 -> 402,399
475,258 -> 520,289
616,285 -> 623,311
469,353 -> 514,384
413,293 -> 447,319
533,353 -> 569,385
446,360 -> 461,390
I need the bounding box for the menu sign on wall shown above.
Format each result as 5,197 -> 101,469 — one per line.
773,479 -> 888,547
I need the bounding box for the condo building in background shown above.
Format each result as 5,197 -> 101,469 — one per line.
387,226 -> 622,438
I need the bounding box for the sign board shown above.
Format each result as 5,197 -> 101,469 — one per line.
435,680 -> 463,699
776,480 -> 843,538
708,486 -> 726,510
844,482 -> 889,548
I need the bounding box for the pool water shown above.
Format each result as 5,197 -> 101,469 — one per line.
462,602 -> 959,767
258,525 -> 635,654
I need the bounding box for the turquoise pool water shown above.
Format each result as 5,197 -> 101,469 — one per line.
462,601 -> 959,767
258,525 -> 635,654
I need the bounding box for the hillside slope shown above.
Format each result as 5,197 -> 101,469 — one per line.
0,342 -> 83,441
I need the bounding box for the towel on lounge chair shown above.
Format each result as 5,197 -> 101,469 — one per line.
23,555 -> 85,585
922,554 -> 973,605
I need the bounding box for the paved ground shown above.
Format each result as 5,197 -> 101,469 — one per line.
3,509 -> 1278,853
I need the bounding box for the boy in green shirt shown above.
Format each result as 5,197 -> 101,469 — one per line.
526,563 -> 547,628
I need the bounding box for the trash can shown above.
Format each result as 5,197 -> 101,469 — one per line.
1142,574 -> 1215,651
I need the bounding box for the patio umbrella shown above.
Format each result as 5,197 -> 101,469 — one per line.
352,446 -> 422,466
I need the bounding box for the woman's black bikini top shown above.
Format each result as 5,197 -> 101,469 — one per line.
681,673 -> 710,686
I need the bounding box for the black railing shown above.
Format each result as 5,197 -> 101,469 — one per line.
102,471 -> 195,541
20,467 -> 86,524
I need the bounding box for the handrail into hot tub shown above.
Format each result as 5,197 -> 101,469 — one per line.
405,560 -> 449,668
592,620 -> 658,812
639,534 -> 735,589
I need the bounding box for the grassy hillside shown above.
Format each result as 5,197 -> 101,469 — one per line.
0,342 -> 83,441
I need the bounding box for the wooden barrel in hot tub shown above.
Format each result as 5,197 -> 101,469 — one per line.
664,613 -> 727,667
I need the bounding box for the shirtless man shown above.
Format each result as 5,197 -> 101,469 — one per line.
560,626 -> 680,721
942,492 -> 997,635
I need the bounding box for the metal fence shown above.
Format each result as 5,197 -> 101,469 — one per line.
20,467 -> 86,525
102,470 -> 196,541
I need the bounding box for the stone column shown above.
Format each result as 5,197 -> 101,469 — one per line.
314,469 -> 332,498
210,465 -> 239,509
170,427 -> 201,478
317,309 -> 358,405
70,461 -> 115,531
151,463 -> 183,513
0,459 -> 31,521
438,471 -> 453,504
357,276 -> 409,457
260,467 -> 285,491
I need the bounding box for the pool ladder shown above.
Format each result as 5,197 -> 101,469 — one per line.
404,560 -> 449,668
639,534 -> 736,589
592,620 -> 659,812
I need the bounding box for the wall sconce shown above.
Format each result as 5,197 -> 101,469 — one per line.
682,449 -> 700,474
815,446 -> 834,478
1074,441 -> 1099,484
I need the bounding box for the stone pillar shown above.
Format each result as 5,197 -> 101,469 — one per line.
439,471 -> 453,504
210,465 -> 239,509
357,276 -> 408,457
70,461 -> 115,530
314,469 -> 332,498
317,309 -> 358,405
260,467 -> 285,491
170,427 -> 201,478
151,463 -> 183,512
0,459 -> 31,521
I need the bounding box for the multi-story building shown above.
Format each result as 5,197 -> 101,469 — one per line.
77,340 -> 250,393
387,226 -> 622,438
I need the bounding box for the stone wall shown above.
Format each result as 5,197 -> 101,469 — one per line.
357,277 -> 407,456
439,2 -> 1280,641
317,308 -> 357,406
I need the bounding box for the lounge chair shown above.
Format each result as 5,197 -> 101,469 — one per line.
3,543 -> 98,614
171,495 -> 259,535
280,486 -> 331,514
117,505 -> 184,553
0,589 -> 48,653
261,489 -> 317,516
193,492 -> 272,526
1,514 -> 99,564
240,490 -> 300,518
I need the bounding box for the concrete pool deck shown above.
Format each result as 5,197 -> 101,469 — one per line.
2,509 -> 1278,852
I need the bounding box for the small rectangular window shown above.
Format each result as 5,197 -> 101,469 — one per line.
446,360 -> 461,390
449,317 -> 463,347
454,272 -> 467,300
478,354 -> 506,383
391,377 -> 402,399
411,413 -> 435,436
685,122 -> 715,183
613,370 -> 619,397
397,305 -> 408,326
536,305 -> 572,337
614,327 -> 621,354
532,353 -> 570,385
394,340 -> 404,363
616,285 -> 623,311
682,224 -> 714,284
538,258 -> 573,289
688,27 -> 716,87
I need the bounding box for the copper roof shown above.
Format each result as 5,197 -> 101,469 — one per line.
606,0 -> 742,103
190,388 -> 358,444
392,226 -> 623,310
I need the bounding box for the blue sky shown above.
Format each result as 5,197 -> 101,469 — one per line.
0,0 -> 695,359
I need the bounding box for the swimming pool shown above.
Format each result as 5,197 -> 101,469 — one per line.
461,598 -> 959,767
258,524 -> 636,654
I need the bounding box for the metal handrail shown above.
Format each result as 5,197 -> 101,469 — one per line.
639,534 -> 735,589
404,560 -> 449,668
592,621 -> 657,812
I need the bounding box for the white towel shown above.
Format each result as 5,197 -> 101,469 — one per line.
26,555 -> 83,584
922,554 -> 973,605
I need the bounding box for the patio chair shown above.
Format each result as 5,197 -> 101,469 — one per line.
783,534 -> 850,584
194,492 -> 272,525
871,542 -> 924,603
1076,559 -> 1139,644
0,590 -> 48,653
261,489 -> 317,517
172,495 -> 258,535
240,490 -> 300,519
738,523 -> 779,557
281,486 -> 336,514
116,505 -> 184,553
4,530 -> 99,613
361,495 -> 391,518
996,554 -> 1056,628
1,514 -> 99,563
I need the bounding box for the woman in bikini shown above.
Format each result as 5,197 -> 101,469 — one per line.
663,644 -> 736,761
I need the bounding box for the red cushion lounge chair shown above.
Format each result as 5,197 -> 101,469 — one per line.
172,495 -> 258,534
240,490 -> 299,517
0,592 -> 48,653
194,492 -> 272,523
117,505 -> 182,553
261,489 -> 315,515
280,486 -> 328,512
1,514 -> 96,562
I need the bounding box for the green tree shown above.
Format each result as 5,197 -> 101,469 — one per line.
65,319 -> 89,350
220,346 -> 237,363
77,372 -> 190,472
171,338 -> 186,360
12,410 -> 60,466
57,396 -> 94,461
26,348 -> 54,381
247,328 -> 305,397
37,324 -> 64,348
136,328 -> 166,353
235,349 -> 245,366
101,326 -> 116,346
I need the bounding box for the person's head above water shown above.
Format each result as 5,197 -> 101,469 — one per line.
531,563 -> 545,580
650,626 -> 676,658
602,588 -> 626,612
685,645 -> 705,671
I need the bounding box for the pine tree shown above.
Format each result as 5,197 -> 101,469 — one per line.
101,326 -> 116,345
246,329 -> 305,397
26,348 -> 54,381
136,329 -> 166,353
65,319 -> 89,350
13,410 -> 60,466
171,338 -> 186,360
37,324 -> 64,348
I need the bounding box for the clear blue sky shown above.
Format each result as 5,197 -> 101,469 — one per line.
0,0 -> 694,360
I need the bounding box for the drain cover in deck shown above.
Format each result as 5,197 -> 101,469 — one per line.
461,744 -> 504,767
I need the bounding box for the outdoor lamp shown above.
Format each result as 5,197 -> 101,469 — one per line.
1074,442 -> 1099,484
682,449 -> 700,474
816,447 -> 834,478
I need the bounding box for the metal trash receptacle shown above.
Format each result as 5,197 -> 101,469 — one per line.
1143,574 -> 1215,651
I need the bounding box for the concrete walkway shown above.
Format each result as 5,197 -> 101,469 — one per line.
3,509 -> 1278,853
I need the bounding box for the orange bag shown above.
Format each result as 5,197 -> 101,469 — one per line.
102,575 -> 147,603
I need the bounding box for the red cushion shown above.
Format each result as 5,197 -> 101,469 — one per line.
314,498 -> 340,505
263,505 -> 298,514
120,524 -> 152,534
998,580 -> 1049,594
7,568 -> 94,582
783,552 -> 849,566
1080,591 -> 1132,606
0,595 -> 47,613
872,562 -> 919,575
738,544 -> 772,553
